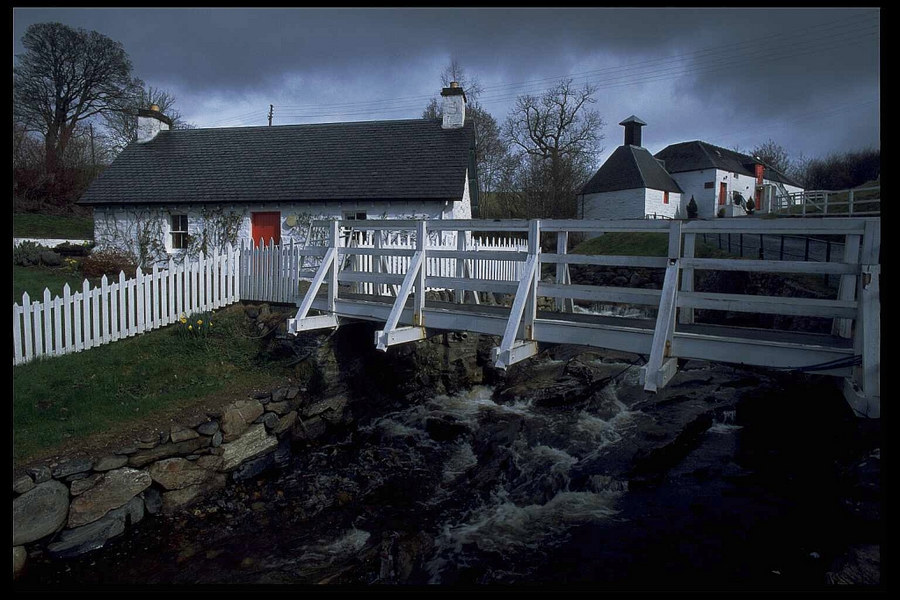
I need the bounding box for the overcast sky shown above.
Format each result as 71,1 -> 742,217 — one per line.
13,7 -> 880,167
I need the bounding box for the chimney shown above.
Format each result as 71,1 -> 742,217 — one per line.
440,81 -> 467,129
136,104 -> 173,143
619,115 -> 647,147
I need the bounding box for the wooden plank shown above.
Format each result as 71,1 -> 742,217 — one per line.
428,249 -> 528,262
537,283 -> 662,305
833,233 -> 861,338
92,286 -> 101,343
73,290 -> 83,351
375,249 -> 425,350
680,233 -> 696,325
168,258 -> 176,322
494,253 -> 538,369
110,281 -> 119,342
53,296 -> 63,356
100,275 -> 110,343
22,292 -> 33,361
680,257 -> 856,275
337,272 -> 405,285
63,283 -> 73,352
339,247 -> 417,258
83,279 -> 93,349
644,260 -> 680,393
287,313 -> 338,332
33,300 -> 43,358
683,218 -> 866,236
426,277 -> 518,295
677,291 -> 857,318
859,265 -> 880,401
292,247 -> 338,324
414,221 -> 427,326
540,219 -> 672,232
13,302 -> 24,365
43,288 -> 53,356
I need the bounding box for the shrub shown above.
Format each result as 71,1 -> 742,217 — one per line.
14,241 -> 49,266
687,196 -> 698,219
717,208 -> 726,218
81,249 -> 138,279
54,241 -> 95,257
746,198 -> 756,215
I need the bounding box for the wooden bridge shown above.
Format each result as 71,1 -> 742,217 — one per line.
287,217 -> 881,418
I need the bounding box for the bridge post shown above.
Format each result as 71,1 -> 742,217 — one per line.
455,227 -> 466,304
287,219 -> 340,334
414,220 -> 427,327
492,219 -> 540,369
679,230 -> 695,325
374,220 -> 428,350
642,220 -> 682,392
833,233 -> 861,338
555,230 -> 574,313
844,219 -> 880,418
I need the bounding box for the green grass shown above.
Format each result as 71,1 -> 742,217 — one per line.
12,304 -> 286,466
13,264 -> 96,304
571,232 -> 726,258
13,212 -> 94,239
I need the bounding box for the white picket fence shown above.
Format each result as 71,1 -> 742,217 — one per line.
13,247 -> 241,366
13,234 -> 527,365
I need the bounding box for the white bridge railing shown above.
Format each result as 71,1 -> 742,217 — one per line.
773,186 -> 880,217
288,217 -> 880,418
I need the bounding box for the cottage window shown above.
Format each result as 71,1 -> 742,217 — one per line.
171,214 -> 189,250
704,181 -> 714,189
342,211 -> 367,245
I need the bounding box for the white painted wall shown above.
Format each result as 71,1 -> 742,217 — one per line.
644,189 -> 682,219
671,168 -> 804,217
93,174 -> 473,261
582,188 -> 647,220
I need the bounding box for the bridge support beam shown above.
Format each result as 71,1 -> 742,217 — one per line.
493,220 -> 540,370
287,220 -> 340,335
643,222 -> 683,393
375,221 -> 428,351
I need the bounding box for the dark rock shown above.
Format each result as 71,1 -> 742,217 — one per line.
64,473 -> 89,483
148,456 -> 223,490
51,458 -> 94,479
244,306 -> 260,319
158,430 -> 170,444
13,475 -> 35,495
196,420 -> 219,436
70,474 -> 102,496
128,436 -> 210,468
161,473 -> 226,515
274,411 -> 298,436
67,468 -> 152,528
114,446 -> 138,456
26,466 -> 52,484
273,437 -> 292,466
221,423 -> 278,471
231,452 -> 276,482
211,431 -> 223,448
13,480 -> 70,546
424,415 -> 470,442
286,386 -> 300,400
260,412 -> 280,431
611,276 -> 629,286
221,400 -> 265,442
267,400 -> 292,416
143,487 -> 163,515
93,455 -> 129,472
40,251 -> 62,267
13,546 -> 27,580
271,387 -> 288,403
46,497 -> 143,559
170,425 -> 199,443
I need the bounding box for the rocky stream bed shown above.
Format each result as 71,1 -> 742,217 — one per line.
14,307 -> 882,588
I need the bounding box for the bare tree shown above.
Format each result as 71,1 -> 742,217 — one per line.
13,22 -> 143,176
502,78 -> 605,218
751,139 -> 793,178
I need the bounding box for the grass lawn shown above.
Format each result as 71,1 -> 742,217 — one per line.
13,264 -> 96,303
13,212 -> 94,240
12,304 -> 288,466
572,231 -> 726,258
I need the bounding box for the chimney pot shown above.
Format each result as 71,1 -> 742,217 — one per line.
149,104 -> 160,112
440,83 -> 467,129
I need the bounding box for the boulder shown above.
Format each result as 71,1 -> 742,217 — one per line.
13,475 -> 35,495
67,467 -> 151,528
273,411 -> 298,436
26,465 -> 52,484
40,250 -> 62,267
93,455 -> 129,472
51,457 -> 94,479
220,423 -> 278,471
12,480 -> 70,546
13,546 -> 27,580
148,456 -> 223,490
221,400 -> 265,442
196,420 -> 220,436
70,474 -> 102,496
267,400 -> 293,416
143,487 -> 163,515
231,452 -> 276,482
128,436 -> 210,468
161,473 -> 226,514
46,497 -> 143,559
170,425 -> 200,443
260,412 -> 280,431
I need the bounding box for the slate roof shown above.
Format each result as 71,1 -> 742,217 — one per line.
579,145 -> 683,195
653,140 -> 803,188
79,118 -> 475,206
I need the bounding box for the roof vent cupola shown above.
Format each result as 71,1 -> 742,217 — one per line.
619,115 -> 647,147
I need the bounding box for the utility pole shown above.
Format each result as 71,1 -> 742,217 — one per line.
268,104 -> 274,126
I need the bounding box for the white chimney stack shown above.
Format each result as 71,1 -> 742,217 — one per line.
440,82 -> 466,129
136,104 -> 173,143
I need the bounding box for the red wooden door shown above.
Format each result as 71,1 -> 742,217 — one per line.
251,212 -> 281,247
718,182 -> 727,206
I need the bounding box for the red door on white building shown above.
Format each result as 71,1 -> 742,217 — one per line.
251,212 -> 281,247
718,182 -> 727,206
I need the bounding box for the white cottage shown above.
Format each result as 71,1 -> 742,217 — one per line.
579,116 -> 684,221
78,84 -> 477,262
653,141 -> 804,218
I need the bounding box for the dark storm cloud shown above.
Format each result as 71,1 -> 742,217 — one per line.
13,7 -> 879,160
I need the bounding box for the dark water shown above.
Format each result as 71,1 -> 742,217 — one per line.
17,362 -> 880,588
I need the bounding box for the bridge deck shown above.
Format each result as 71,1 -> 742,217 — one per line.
310,292 -> 855,376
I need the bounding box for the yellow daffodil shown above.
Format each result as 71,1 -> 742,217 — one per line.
188,325 -> 193,331
197,319 -> 203,325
